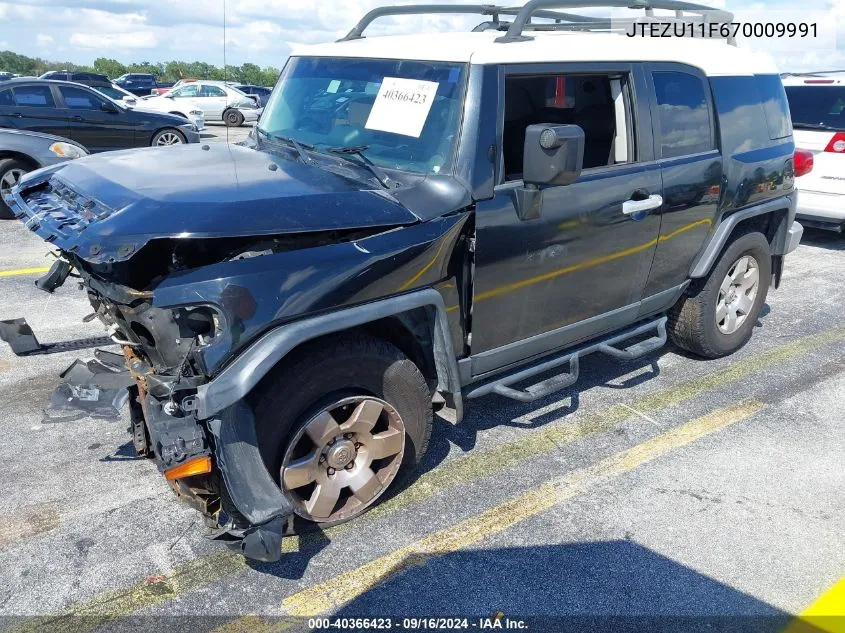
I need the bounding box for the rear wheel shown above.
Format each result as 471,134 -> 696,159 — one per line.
224,109 -> 244,127
668,231 -> 771,358
151,128 -> 186,146
0,158 -> 30,219
252,333 -> 432,527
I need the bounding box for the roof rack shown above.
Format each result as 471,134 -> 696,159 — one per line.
495,0 -> 733,42
340,4 -> 598,41
340,1 -> 736,45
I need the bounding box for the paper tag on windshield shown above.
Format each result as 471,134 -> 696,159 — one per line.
365,77 -> 439,138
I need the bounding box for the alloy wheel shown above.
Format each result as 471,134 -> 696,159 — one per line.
0,168 -> 26,193
155,132 -> 183,146
716,254 -> 760,335
280,396 -> 405,523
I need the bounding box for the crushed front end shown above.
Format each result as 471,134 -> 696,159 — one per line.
1,144 -> 466,562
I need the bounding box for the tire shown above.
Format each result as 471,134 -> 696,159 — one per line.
224,109 -> 244,127
252,333 -> 432,527
0,158 -> 31,220
151,128 -> 186,147
668,231 -> 771,359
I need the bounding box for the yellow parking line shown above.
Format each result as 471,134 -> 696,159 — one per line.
12,325 -> 845,631
0,266 -> 50,278
281,400 -> 766,616
784,577 -> 845,633
296,323 -> 845,546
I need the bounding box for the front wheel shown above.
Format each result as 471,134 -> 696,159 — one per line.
668,231 -> 771,358
151,128 -> 186,147
224,109 -> 244,127
252,334 -> 432,527
0,158 -> 30,219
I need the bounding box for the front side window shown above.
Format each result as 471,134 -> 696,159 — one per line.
785,85 -> 845,132
94,86 -> 124,100
59,86 -> 104,110
258,56 -> 467,175
12,85 -> 55,107
502,72 -> 633,178
653,71 -> 713,159
171,85 -> 199,98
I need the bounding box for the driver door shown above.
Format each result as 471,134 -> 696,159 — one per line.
469,63 -> 663,376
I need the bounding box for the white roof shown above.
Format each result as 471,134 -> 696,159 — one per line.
295,31 -> 779,77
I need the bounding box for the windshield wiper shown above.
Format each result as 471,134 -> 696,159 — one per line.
256,128 -> 313,165
325,145 -> 397,189
793,122 -> 838,131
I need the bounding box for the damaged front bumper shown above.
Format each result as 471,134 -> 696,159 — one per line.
130,387 -> 294,562
0,315 -> 294,562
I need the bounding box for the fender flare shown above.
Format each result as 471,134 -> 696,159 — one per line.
689,192 -> 796,278
195,288 -> 463,421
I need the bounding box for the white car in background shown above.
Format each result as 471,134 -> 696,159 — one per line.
91,82 -> 206,131
783,73 -> 845,233
141,80 -> 261,127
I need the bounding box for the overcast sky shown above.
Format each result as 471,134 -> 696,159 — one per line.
0,0 -> 842,72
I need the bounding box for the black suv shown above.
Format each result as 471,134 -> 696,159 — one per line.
1,2 -> 806,563
39,71 -> 111,83
0,79 -> 200,151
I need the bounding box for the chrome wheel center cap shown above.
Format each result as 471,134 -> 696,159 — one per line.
326,439 -> 357,470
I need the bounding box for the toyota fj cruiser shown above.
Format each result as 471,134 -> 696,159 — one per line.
2,1 -> 807,562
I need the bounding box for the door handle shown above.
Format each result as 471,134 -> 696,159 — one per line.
622,194 -> 663,216
72,115 -> 84,121
11,112 -> 22,118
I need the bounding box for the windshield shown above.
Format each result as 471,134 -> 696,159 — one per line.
258,56 -> 467,175
785,86 -> 845,130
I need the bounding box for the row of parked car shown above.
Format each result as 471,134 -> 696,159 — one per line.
0,71 -> 272,217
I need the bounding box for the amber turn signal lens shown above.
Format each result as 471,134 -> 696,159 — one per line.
164,456 -> 212,481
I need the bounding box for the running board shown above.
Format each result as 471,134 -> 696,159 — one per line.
465,317 -> 667,403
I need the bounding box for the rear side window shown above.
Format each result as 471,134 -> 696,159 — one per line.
0,89 -> 12,106
59,86 -> 103,109
12,85 -> 55,107
755,75 -> 792,139
785,85 -> 845,132
652,71 -> 713,159
200,85 -> 227,97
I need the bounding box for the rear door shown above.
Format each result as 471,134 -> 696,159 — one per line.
0,84 -> 69,137
642,63 -> 722,297
198,84 -> 229,119
57,85 -> 135,152
785,84 -> 845,199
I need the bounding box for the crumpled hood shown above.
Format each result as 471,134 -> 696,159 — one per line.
9,143 -> 419,264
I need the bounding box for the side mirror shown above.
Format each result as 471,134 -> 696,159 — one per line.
513,124 -> 585,221
523,124 -> 584,186
101,100 -> 119,113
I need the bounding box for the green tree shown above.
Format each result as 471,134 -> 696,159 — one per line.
93,57 -> 127,79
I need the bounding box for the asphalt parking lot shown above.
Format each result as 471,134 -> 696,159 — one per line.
0,146 -> 843,631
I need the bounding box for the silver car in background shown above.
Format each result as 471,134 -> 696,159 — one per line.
0,128 -> 88,219
141,80 -> 261,127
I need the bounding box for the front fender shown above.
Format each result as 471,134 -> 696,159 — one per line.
153,214 -> 469,376
195,287 -> 463,422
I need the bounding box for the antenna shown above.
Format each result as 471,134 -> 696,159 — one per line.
223,0 -> 229,144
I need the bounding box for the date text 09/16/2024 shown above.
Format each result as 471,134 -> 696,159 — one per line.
307,616 -> 529,630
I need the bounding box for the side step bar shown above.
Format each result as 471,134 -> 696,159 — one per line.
465,317 -> 668,403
